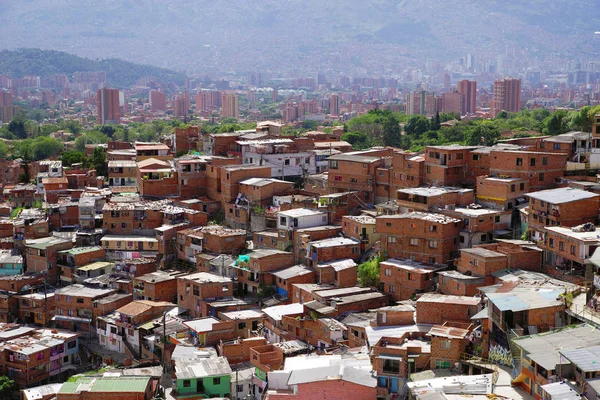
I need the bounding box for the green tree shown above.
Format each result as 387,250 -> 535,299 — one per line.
542,110 -> 570,135
357,255 -> 382,287
62,150 -> 85,167
0,141 -> 7,159
464,122 -> 500,146
7,111 -> 28,139
404,115 -> 430,137
59,119 -> 82,134
342,131 -> 371,150
430,112 -> 441,131
40,124 -> 59,136
382,114 -> 402,147
30,136 -> 62,160
0,376 -> 17,398
74,131 -> 109,152
90,147 -> 107,176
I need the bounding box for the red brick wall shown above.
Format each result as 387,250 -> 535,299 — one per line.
267,379 -> 376,400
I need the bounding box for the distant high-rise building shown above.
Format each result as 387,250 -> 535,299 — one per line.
150,90 -> 167,112
96,88 -> 120,124
330,94 -> 340,115
457,80 -> 477,114
221,94 -> 239,119
491,77 -> 521,117
173,93 -> 189,118
442,92 -> 463,115
466,53 -> 475,71
0,91 -> 11,107
406,91 -> 435,116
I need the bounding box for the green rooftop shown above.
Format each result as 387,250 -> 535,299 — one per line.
59,377 -> 151,394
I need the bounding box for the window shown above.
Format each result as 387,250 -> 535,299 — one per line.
429,225 -> 437,232
435,360 -> 452,369
554,143 -> 560,150
334,175 -> 342,181
213,377 -> 221,385
410,223 -> 417,229
350,178 -> 358,183
222,285 -> 228,292
329,160 -> 338,169
382,359 -> 400,374
456,153 -> 463,160
389,285 -> 395,293
559,241 -> 565,251
408,273 -> 414,280
516,158 -> 523,166
480,234 -> 487,242
193,285 -> 199,296
530,158 -> 536,166
76,298 -> 84,304
440,340 -> 452,350
429,257 -> 436,263
520,182 -> 525,190
542,157 -> 548,165
549,238 -> 554,248
539,172 -> 545,181
183,380 -> 191,388
387,236 -> 396,244
385,268 -> 391,276
494,215 -> 500,223
472,154 -> 480,161
409,238 -> 419,246
429,240 -> 438,248
237,385 -> 244,393
426,165 -> 431,174
570,245 -> 576,255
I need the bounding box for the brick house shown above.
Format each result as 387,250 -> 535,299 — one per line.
182,317 -> 236,347
253,231 -> 279,249
488,150 -> 567,192
220,165 -> 272,208
341,215 -> 380,252
293,225 -> 342,263
25,237 -> 73,285
396,186 -> 474,213
455,247 -> 509,285
271,264 -> 315,300
41,177 -> 69,204
239,178 -> 294,207
174,155 -> 217,198
134,142 -> 171,161
96,300 -> 175,358
476,175 -> 529,210
16,292 -> 55,326
416,293 -> 481,325
107,160 -> 137,188
173,125 -> 200,154
481,281 -> 570,335
538,225 -> 600,283
389,150 -> 424,191
423,145 -> 481,186
376,212 -> 461,265
133,270 -> 188,302
437,270 -> 486,296
54,285 -> 117,332
177,225 -> 246,260
525,187 -> 600,241
137,158 -> 178,198
305,237 -> 360,268
370,332 -> 431,397
316,259 -> 358,288
277,208 -> 329,251
56,246 -> 105,286
380,258 -> 446,301
427,324 -> 471,369
441,206 -> 513,248
328,153 -> 389,204
266,355 -> 377,400
177,272 -> 233,318
234,249 -> 295,296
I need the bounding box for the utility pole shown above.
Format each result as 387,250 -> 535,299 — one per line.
162,311 -> 167,373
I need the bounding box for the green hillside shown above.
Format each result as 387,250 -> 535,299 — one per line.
0,48 -> 186,88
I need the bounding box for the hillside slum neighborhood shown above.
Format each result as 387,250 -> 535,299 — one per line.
5,119 -> 600,399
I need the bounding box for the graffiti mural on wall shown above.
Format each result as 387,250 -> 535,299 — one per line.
488,343 -> 513,367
